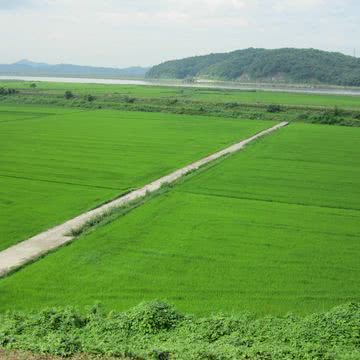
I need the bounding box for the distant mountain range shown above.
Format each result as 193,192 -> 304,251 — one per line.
3,48 -> 360,87
0,59 -> 149,78
147,48 -> 360,86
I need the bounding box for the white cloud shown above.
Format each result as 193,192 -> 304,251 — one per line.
0,0 -> 358,66
273,0 -> 325,12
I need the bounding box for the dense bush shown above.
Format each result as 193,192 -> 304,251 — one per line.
85,94 -> 96,102
0,87 -> 18,95
0,302 -> 359,359
311,108 -> 346,125
64,91 -> 74,100
122,96 -> 136,104
266,104 -> 282,113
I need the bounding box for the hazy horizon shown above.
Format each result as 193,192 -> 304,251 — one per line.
4,45 -> 360,69
0,0 -> 359,68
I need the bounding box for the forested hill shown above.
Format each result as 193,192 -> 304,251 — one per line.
146,48 -> 360,86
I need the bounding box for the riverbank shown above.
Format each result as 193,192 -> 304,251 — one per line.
2,75 -> 360,96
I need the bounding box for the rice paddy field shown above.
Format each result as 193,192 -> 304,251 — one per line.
1,122 -> 359,315
0,104 -> 274,250
2,80 -> 360,109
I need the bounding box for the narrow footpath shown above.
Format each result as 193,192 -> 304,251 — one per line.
0,121 -> 288,277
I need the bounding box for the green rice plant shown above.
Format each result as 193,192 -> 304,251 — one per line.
0,104 -> 272,250
1,124 -> 359,315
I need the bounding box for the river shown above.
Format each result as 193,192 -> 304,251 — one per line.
1,75 -> 360,96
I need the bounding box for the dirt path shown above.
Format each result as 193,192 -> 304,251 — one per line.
0,121 -> 288,277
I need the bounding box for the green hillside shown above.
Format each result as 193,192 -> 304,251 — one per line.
147,48 -> 360,86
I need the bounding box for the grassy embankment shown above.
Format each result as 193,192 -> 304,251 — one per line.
1,80 -> 360,126
1,123 -> 359,315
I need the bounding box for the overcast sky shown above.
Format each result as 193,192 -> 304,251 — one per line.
0,0 -> 359,67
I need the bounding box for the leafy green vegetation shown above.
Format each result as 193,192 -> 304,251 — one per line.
2,79 -> 360,108
147,48 -> 360,86
0,301 -> 359,359
1,80 -> 360,127
64,90 -> 74,99
1,124 -> 359,315
0,104 -> 272,250
0,88 -> 18,95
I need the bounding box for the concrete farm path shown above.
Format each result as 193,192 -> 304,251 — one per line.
0,121 -> 288,277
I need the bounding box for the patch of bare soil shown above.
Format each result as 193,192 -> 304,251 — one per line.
0,350 -> 126,360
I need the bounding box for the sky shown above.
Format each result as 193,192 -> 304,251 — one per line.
0,0 -> 359,67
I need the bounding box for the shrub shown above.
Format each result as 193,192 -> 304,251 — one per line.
122,96 -> 136,104
167,98 -> 178,105
297,112 -> 310,121
64,90 -> 74,100
85,94 -> 96,102
267,104 -> 282,113
312,110 -> 343,125
0,88 -> 18,95
225,102 -> 240,109
333,106 -> 342,116
126,301 -> 184,335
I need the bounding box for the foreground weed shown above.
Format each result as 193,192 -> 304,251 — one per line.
0,301 -> 359,359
